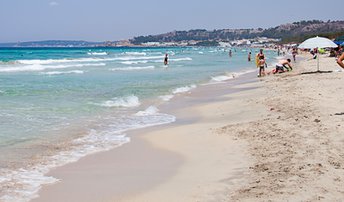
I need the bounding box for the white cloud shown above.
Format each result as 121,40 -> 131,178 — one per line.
49,1 -> 59,6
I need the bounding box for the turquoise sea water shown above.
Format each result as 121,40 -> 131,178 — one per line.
0,47 -> 277,201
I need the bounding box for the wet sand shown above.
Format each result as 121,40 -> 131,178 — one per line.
33,74 -> 267,202
34,54 -> 344,201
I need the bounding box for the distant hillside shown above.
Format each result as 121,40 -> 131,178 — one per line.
1,20 -> 343,47
0,40 -> 102,47
262,20 -> 344,43
131,20 -> 344,44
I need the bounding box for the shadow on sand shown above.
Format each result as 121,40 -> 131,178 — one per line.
301,70 -> 333,75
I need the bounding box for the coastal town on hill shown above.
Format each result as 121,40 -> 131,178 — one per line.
1,20 -> 343,48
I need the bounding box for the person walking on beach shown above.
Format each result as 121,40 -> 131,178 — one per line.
164,53 -> 168,65
257,56 -> 267,77
256,49 -> 266,77
337,52 -> 344,69
292,48 -> 298,62
248,52 -> 251,62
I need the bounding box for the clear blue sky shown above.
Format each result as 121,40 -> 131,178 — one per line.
0,0 -> 343,42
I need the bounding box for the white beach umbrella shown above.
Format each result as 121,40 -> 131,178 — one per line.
298,36 -> 338,72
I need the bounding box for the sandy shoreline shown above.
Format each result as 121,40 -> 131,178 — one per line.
33,73 -> 266,202
33,54 -> 344,201
226,54 -> 344,201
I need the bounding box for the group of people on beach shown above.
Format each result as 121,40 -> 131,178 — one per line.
254,49 -> 293,77
253,45 -> 344,76
162,45 -> 344,73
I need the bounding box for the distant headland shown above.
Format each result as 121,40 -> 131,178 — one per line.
1,20 -> 343,48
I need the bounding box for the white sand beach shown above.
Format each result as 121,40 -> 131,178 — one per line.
33,54 -> 344,202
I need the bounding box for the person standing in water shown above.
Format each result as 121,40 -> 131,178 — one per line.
229,50 -> 232,57
248,52 -> 252,62
164,53 -> 168,65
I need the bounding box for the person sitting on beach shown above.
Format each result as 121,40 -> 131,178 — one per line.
164,53 -> 168,65
330,48 -> 337,57
337,52 -> 344,69
274,59 -> 292,74
309,50 -> 317,60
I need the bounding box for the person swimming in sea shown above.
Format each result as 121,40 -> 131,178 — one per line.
164,53 -> 168,65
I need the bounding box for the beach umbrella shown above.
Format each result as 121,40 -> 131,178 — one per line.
298,36 -> 338,72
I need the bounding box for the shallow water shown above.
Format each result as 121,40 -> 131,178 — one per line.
0,46 -> 278,201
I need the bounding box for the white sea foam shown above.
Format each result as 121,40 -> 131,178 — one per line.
211,75 -> 234,82
0,63 -> 105,72
167,51 -> 175,56
120,60 -> 148,65
110,66 -> 155,71
106,56 -> 164,62
0,106 -> 176,202
17,59 -> 79,65
87,52 -> 108,56
0,168 -> 59,202
17,58 -> 111,65
132,107 -> 176,128
124,52 -> 147,56
148,52 -> 163,55
172,85 -> 197,94
151,60 -> 165,63
159,95 -> 174,101
135,106 -> 159,116
0,130 -> 130,202
149,57 -> 192,64
169,57 -> 193,62
118,56 -> 163,61
209,69 -> 256,83
95,95 -> 141,108
16,56 -> 164,66
40,70 -> 84,75
275,56 -> 285,60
